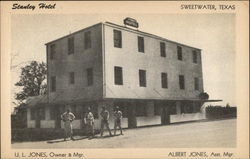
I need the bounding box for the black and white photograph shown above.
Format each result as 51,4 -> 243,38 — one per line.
1,1 -> 249,159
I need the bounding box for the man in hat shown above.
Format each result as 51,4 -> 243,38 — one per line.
84,106 -> 95,139
114,106 -> 123,135
100,106 -> 112,137
61,106 -> 75,141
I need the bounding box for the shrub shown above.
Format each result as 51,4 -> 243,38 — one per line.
205,105 -> 237,119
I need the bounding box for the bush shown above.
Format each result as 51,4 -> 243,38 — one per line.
205,105 -> 237,119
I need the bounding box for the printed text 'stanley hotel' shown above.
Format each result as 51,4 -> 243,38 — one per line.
26,18 -> 221,130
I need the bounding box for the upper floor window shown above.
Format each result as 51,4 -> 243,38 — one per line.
84,31 -> 91,49
179,75 -> 185,90
161,72 -> 168,88
113,30 -> 122,48
194,77 -> 199,90
160,42 -> 166,57
69,72 -> 75,84
138,36 -> 144,53
50,44 -> 56,60
192,50 -> 198,63
68,37 -> 74,55
139,69 -> 146,87
114,66 -> 123,85
177,46 -> 182,60
51,76 -> 56,92
86,68 -> 93,86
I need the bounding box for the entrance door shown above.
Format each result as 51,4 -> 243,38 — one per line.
161,105 -> 170,125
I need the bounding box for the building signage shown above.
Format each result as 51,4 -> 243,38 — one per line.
124,17 -> 139,28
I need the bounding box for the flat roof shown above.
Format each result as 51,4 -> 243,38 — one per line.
45,21 -> 201,51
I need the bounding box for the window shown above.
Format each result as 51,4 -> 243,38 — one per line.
87,68 -> 93,86
84,31 -> 91,49
71,105 -> 81,120
30,108 -> 36,120
170,106 -> 177,115
50,44 -> 56,60
113,30 -> 122,48
114,66 -> 123,85
154,104 -> 161,115
69,72 -> 75,84
160,42 -> 166,57
68,37 -> 74,54
50,107 -> 56,120
194,77 -> 199,90
38,107 -> 45,120
177,46 -> 182,60
136,101 -> 147,116
113,102 -> 128,118
161,72 -> 168,88
179,75 -> 185,89
192,50 -> 198,63
138,36 -> 144,53
139,69 -> 146,87
51,76 -> 56,92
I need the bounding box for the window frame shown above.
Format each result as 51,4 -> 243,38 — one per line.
161,72 -> 168,88
179,75 -> 185,90
192,50 -> 198,63
51,76 -> 56,92
50,44 -> 56,60
68,37 -> 74,55
69,72 -> 75,84
138,36 -> 145,53
177,46 -> 183,61
86,68 -> 94,86
139,69 -> 147,87
113,29 -> 122,48
114,66 -> 123,85
84,31 -> 92,50
160,42 -> 166,57
194,77 -> 199,90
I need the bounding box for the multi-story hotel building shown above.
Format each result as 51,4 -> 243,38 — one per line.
26,20 -> 219,130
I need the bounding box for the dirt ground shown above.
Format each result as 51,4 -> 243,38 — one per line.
12,119 -> 236,148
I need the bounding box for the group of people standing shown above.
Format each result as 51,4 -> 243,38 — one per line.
61,105 -> 123,141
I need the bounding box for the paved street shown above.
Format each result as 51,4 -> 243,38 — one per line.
12,119 -> 236,148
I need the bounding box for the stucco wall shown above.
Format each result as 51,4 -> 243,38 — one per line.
137,116 -> 161,127
170,112 -> 205,123
103,24 -> 203,100
47,24 -> 103,103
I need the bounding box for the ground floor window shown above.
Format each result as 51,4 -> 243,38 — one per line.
114,101 -> 128,118
136,101 -> 147,117
154,104 -> 161,115
50,106 -> 56,120
37,107 -> 45,120
30,108 -> 36,120
193,102 -> 202,113
71,105 -> 81,120
82,103 -> 99,119
181,102 -> 194,114
169,105 -> 177,115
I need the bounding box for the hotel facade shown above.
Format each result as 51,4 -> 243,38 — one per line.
26,21 -> 217,130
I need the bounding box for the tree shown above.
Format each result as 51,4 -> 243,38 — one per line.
199,92 -> 209,100
15,61 -> 47,103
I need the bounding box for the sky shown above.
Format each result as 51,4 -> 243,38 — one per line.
11,14 -> 236,109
